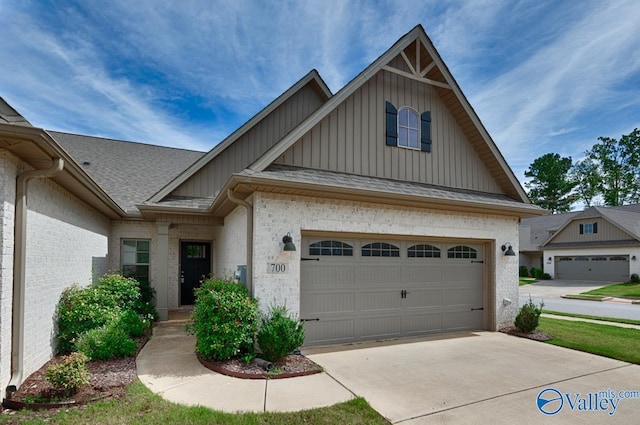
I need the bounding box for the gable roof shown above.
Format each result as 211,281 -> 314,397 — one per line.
51,132 -> 205,215
249,25 -> 530,204
147,69 -> 332,203
0,97 -> 32,126
521,205 -> 640,251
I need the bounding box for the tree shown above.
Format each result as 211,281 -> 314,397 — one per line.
524,153 -> 576,213
571,158 -> 600,208
587,129 -> 640,206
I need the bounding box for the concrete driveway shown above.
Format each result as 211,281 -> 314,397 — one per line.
519,279 -> 612,298
305,332 -> 640,424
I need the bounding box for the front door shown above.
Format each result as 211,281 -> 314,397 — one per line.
180,241 -> 211,305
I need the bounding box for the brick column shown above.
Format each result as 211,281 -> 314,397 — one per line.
156,222 -> 170,321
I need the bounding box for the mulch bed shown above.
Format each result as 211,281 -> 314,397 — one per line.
197,354 -> 322,379
499,326 -> 553,341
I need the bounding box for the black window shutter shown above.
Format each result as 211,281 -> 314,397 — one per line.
593,222 -> 598,234
420,111 -> 432,152
385,101 -> 398,146
579,224 -> 584,234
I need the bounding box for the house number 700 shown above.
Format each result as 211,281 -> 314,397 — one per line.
268,263 -> 287,273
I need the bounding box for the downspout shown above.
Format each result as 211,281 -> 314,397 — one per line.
226,188 -> 253,297
6,158 -> 64,398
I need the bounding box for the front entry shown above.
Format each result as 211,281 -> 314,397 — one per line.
180,241 -> 211,305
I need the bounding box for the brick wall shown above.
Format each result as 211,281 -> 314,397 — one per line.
214,204 -> 247,279
0,152 -> 110,392
251,192 -> 520,329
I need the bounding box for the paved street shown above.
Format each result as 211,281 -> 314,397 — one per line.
519,279 -> 640,320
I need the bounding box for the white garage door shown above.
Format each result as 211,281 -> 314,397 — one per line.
300,236 -> 486,346
555,255 -> 629,281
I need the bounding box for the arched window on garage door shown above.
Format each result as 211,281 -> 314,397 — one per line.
408,244 -> 441,258
309,240 -> 353,256
361,242 -> 400,257
447,245 -> 477,259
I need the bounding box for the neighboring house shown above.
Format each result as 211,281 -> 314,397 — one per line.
520,204 -> 640,281
0,25 -> 544,396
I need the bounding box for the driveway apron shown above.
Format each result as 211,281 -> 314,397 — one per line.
306,332 -> 640,424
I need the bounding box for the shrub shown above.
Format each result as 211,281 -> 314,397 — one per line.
45,352 -> 89,395
519,266 -> 530,278
116,308 -> 151,337
75,323 -> 137,360
256,305 -> 305,362
96,273 -> 140,310
186,277 -> 258,361
515,297 -> 545,333
530,267 -> 544,279
55,285 -> 119,354
541,273 -> 552,280
630,273 -> 640,283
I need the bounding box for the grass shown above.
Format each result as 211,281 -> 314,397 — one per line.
519,277 -> 537,286
543,310 -> 640,326
0,381 -> 390,425
537,317 -> 640,364
581,281 -> 640,299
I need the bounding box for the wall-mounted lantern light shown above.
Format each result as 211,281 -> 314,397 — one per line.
632,255 -> 637,261
282,233 -> 296,252
548,257 -> 552,261
501,243 -> 516,256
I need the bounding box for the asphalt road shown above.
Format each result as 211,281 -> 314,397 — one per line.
519,279 -> 640,321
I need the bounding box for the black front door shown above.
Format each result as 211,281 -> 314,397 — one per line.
180,241 -> 211,305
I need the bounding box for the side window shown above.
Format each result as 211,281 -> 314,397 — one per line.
362,242 -> 400,257
408,244 -> 441,258
309,240 -> 353,256
579,222 -> 598,234
397,108 -> 419,149
447,245 -> 477,259
122,239 -> 150,284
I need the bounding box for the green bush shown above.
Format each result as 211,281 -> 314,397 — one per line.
45,352 -> 89,395
74,323 -> 137,360
55,285 -> 119,354
96,274 -> 140,310
257,305 -> 305,362
116,308 -> 151,337
186,277 -> 258,361
519,266 -> 530,277
541,273 -> 552,280
530,267 -> 544,279
630,273 -> 640,283
515,297 -> 545,333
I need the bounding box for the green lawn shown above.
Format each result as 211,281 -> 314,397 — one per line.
519,277 -> 537,286
543,310 -> 640,326
538,317 -> 640,364
582,282 -> 640,299
0,382 -> 389,425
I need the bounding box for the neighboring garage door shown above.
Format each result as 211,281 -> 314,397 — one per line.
555,255 -> 629,281
300,236 -> 486,346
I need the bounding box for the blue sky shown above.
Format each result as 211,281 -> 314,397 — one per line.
1,0 -> 639,186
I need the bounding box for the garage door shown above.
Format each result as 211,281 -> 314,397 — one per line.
555,255 -> 629,281
300,236 -> 485,346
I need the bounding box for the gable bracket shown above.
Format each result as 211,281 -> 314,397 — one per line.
382,65 -> 451,90
400,51 -> 417,75
420,61 -> 436,77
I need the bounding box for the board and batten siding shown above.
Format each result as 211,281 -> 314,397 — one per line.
274,66 -> 502,194
551,218 -> 635,244
170,83 -> 326,198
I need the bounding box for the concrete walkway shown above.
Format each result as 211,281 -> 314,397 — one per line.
137,323 -> 640,423
135,321 -> 354,412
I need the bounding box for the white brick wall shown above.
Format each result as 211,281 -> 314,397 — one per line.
251,192 -> 520,329
214,205 -> 247,279
109,220 -> 215,309
0,152 -> 111,392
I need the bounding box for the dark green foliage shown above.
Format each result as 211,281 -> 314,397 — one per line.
186,277 -> 258,361
75,323 -> 137,360
515,297 -> 545,333
630,274 -> 640,284
519,266 -> 530,277
55,273 -> 157,354
55,285 -> 119,354
542,273 -> 552,280
45,352 -> 89,395
257,305 -> 305,362
525,153 -> 576,213
116,308 -> 151,337
529,267 -> 544,279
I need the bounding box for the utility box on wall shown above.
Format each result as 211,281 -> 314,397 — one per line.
235,265 -> 247,287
